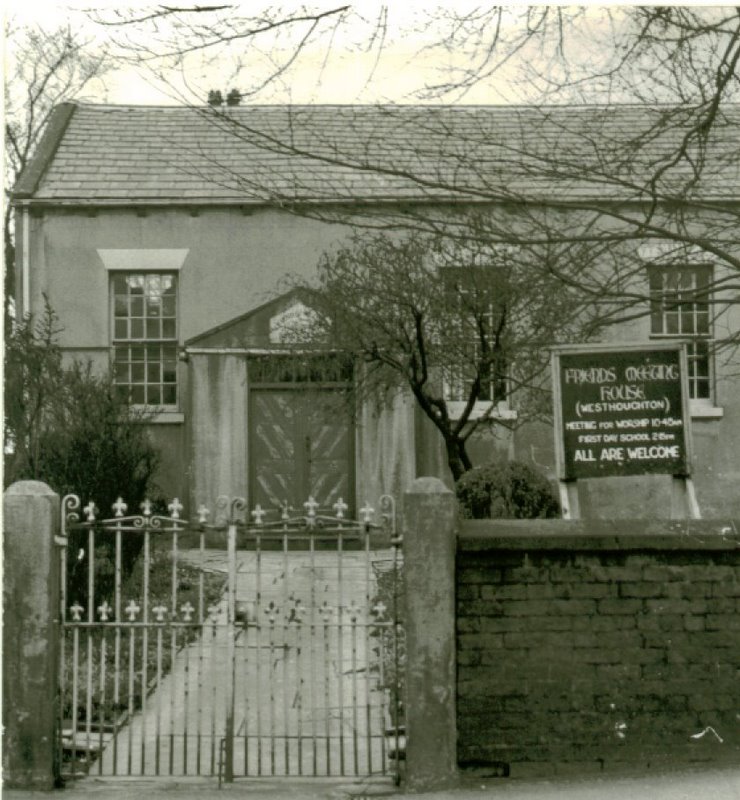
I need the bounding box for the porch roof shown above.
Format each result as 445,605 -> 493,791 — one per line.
185,288 -> 326,350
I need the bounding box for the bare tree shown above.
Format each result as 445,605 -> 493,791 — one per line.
294,225 -> 603,480
75,5 -> 739,448
157,5 -> 737,367
418,6 -> 740,105
89,6 -> 737,318
4,22 -> 109,330
85,5 -> 379,104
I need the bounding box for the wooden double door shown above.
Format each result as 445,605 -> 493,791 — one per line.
249,388 -> 355,518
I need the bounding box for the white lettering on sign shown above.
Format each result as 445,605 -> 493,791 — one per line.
564,367 -> 616,384
557,348 -> 688,479
625,364 -> 679,381
615,418 -> 650,429
576,399 -> 668,415
599,384 -> 645,401
600,447 -> 625,461
626,445 -> 680,460
652,417 -> 683,428
619,433 -> 650,443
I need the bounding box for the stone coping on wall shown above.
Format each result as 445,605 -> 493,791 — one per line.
459,518 -> 740,552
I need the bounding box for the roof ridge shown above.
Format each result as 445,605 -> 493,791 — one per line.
72,101 -> 740,111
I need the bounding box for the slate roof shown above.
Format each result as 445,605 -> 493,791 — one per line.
14,102 -> 740,205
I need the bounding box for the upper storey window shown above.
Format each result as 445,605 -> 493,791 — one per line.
439,263 -> 515,420
649,265 -> 712,400
112,273 -> 178,407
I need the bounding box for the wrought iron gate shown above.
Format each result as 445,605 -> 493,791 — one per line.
58,493 -> 403,782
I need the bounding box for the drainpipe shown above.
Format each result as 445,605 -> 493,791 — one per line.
22,205 -> 30,317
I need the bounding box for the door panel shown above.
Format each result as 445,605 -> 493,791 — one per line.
309,408 -> 351,510
251,393 -> 298,509
250,389 -> 354,517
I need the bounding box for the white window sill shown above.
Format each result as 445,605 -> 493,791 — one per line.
689,401 -> 723,419
446,400 -> 518,421
129,407 -> 185,424
149,412 -> 185,424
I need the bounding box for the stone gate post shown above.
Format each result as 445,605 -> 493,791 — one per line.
403,477 -> 458,792
3,480 -> 61,789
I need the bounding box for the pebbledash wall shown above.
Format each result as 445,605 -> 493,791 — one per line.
16,208 -> 740,516
455,519 -> 740,776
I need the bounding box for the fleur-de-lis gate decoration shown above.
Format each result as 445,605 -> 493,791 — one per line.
57,491 -> 401,785
59,493 -> 192,780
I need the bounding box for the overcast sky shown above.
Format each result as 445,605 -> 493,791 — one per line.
4,2 -> 507,105
5,2 -> 724,107
3,2 -> 647,106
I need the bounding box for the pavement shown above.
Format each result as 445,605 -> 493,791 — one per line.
5,766 -> 740,800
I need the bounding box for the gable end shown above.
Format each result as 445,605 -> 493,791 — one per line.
13,102 -> 77,200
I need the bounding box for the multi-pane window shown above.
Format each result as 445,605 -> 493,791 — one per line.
649,265 -> 712,399
112,273 -> 178,407
442,266 -> 508,405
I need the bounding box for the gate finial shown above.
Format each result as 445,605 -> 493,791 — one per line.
168,498 -> 184,519
292,599 -> 307,624
372,601 -> 387,619
304,496 -> 319,517
125,600 -> 141,621
347,599 -> 360,622
333,498 -> 348,519
112,497 -> 128,517
319,601 -> 334,623
265,601 -> 278,625
83,501 -> 97,522
360,503 -> 375,524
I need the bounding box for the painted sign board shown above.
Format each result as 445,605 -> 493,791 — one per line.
552,343 -> 691,480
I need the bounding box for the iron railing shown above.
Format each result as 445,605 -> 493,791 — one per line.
57,494 -> 403,783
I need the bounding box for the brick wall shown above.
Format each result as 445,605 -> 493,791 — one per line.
456,520 -> 740,776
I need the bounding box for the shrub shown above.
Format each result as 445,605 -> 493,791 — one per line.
370,559 -> 405,728
456,460 -> 560,519
4,299 -> 64,480
4,301 -> 161,601
5,302 -> 159,500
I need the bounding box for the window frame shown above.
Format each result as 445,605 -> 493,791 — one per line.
439,263 -> 516,421
647,263 -> 715,407
110,271 -> 180,411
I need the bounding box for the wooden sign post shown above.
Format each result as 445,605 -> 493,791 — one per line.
552,342 -> 700,519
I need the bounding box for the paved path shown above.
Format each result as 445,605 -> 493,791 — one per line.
96,548 -> 399,779
7,765 -> 740,800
